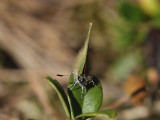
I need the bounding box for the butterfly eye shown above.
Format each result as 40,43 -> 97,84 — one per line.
78,76 -> 83,80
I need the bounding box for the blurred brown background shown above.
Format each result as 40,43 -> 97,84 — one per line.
0,0 -> 160,120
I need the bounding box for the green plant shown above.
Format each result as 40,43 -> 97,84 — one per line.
45,23 -> 117,120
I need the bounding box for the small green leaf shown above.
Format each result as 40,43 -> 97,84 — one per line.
76,109 -> 117,119
82,76 -> 103,120
45,76 -> 70,118
82,78 -> 102,112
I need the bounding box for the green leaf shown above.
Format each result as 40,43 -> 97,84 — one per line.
73,23 -> 92,75
76,109 -> 117,119
45,76 -> 70,118
119,1 -> 144,22
82,76 -> 103,120
67,95 -> 76,120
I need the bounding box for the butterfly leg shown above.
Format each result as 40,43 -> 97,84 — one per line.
81,85 -> 86,98
69,80 -> 79,90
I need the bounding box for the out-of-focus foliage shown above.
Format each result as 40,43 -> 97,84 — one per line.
1,0 -> 160,120
119,1 -> 144,22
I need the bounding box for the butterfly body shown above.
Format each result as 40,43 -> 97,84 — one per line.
69,74 -> 99,98
57,74 -> 99,98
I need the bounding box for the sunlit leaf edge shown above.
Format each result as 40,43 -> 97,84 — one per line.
45,76 -> 71,118
76,109 -> 117,119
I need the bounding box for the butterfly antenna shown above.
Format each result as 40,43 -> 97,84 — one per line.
57,74 -> 70,77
